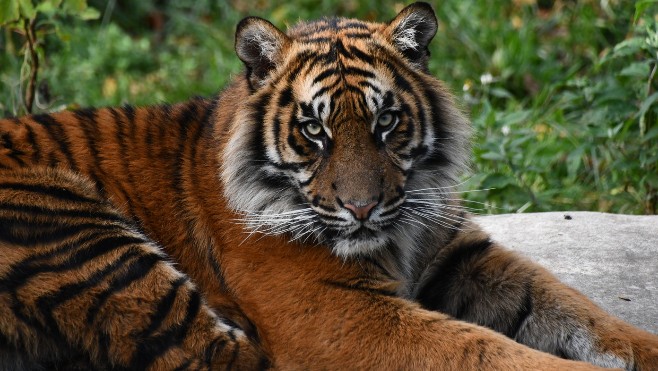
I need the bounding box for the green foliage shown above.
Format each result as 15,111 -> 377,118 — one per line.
0,0 -> 99,24
0,0 -> 656,214
459,1 -> 658,214
0,0 -> 99,114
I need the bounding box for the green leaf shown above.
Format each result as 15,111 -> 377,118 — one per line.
480,173 -> 516,190
637,91 -> 658,120
0,0 -> 20,24
567,147 -> 585,177
610,37 -> 644,59
18,0 -> 36,19
634,0 -> 658,24
62,0 -> 86,12
480,152 -> 506,161
77,6 -> 99,20
489,87 -> 513,99
642,126 -> 658,142
619,61 -> 650,78
35,0 -> 63,15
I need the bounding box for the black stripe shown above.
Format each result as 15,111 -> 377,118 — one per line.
0,229 -> 116,273
225,341 -> 240,371
130,289 -> 202,369
1,132 -> 27,166
31,114 -> 79,172
360,256 -> 396,281
344,32 -> 371,38
323,279 -> 397,297
272,117 -> 282,160
145,107 -> 156,154
85,252 -> 163,326
258,172 -> 291,191
173,359 -> 193,371
0,182 -> 100,204
130,275 -> 189,335
383,193 -> 404,208
312,68 -> 338,85
343,66 -> 375,79
186,98 -> 231,293
300,37 -> 333,43
285,50 -> 321,84
34,248 -> 143,331
348,45 -> 375,64
157,104 -> 172,159
0,201 -> 127,224
24,124 -> 41,162
293,20 -> 368,38
287,132 -> 310,157
311,80 -> 341,100
269,159 -> 312,172
205,337 -> 228,369
0,218 -> 120,247
110,107 -> 143,218
72,109 -> 107,197
506,282 -> 534,339
172,102 -> 211,274
416,238 -> 494,311
248,92 -> 272,169
277,87 -> 293,107
378,208 -> 400,218
0,235 -> 145,291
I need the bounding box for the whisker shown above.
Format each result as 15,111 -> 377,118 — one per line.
405,199 -> 484,214
405,178 -> 474,192
401,207 -> 459,230
398,211 -> 431,230
406,188 -> 495,196
404,207 -> 469,227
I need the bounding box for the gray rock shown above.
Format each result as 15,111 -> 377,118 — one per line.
474,211 -> 658,334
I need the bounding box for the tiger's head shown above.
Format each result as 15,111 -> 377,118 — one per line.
222,2 -> 470,258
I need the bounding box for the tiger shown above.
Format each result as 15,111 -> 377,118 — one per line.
1,2 -> 657,369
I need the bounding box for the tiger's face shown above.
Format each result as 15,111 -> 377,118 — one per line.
222,3 -> 470,257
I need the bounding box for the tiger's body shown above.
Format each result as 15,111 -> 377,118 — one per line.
1,2 -> 657,370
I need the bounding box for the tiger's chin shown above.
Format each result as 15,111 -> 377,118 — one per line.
327,229 -> 391,258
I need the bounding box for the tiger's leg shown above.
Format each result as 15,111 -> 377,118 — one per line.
415,219 -> 658,370
0,167 -> 267,370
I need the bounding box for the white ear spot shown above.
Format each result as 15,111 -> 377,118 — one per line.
239,23 -> 282,63
387,2 -> 438,66
393,13 -> 427,51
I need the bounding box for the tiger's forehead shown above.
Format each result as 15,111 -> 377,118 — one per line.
294,66 -> 395,119
285,18 -> 396,121
287,17 -> 380,41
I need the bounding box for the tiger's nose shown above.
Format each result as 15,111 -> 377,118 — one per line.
343,201 -> 378,221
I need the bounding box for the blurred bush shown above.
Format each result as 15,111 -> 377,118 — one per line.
1,0 -> 657,214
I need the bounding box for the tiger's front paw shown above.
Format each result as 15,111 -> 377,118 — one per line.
210,333 -> 271,370
587,326 -> 658,371
629,330 -> 658,371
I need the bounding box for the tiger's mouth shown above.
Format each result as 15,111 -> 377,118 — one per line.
313,214 -> 399,257
345,225 -> 379,240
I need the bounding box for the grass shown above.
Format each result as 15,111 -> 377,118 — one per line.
1,0 -> 657,214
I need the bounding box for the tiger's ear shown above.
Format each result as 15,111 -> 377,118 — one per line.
385,2 -> 438,68
235,17 -> 290,88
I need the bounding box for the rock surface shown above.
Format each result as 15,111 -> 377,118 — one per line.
474,211 -> 658,334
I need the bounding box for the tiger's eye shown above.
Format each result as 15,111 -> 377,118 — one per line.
305,122 -> 323,136
377,113 -> 394,127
